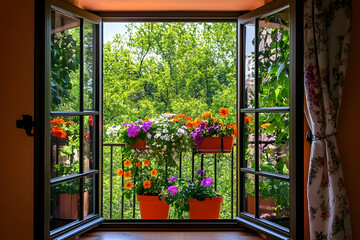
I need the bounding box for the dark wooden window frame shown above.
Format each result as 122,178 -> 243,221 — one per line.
35,0 -> 303,239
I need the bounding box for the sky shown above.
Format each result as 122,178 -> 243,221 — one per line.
103,22 -> 254,56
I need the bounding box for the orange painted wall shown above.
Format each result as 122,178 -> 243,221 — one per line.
0,0 -> 34,239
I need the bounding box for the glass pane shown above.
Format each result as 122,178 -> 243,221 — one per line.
244,21 -> 256,108
259,113 -> 289,175
244,173 -> 255,215
84,115 -> 95,171
243,114 -> 255,169
50,179 -> 80,230
259,177 -> 290,228
84,22 -> 95,110
51,116 -> 80,178
84,176 -> 95,217
51,11 -> 80,111
258,8 -> 290,107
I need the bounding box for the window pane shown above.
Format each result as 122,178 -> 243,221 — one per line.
243,114 -> 255,169
244,173 -> 255,215
50,179 -> 80,231
51,116 -> 80,178
84,176 -> 95,217
84,22 -> 95,110
84,115 -> 95,171
259,176 -> 290,228
259,113 -> 289,175
51,11 -> 80,111
244,21 -> 256,108
258,8 -> 290,107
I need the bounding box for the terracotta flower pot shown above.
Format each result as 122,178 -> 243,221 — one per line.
129,139 -> 147,151
197,136 -> 234,153
137,195 -> 170,219
247,195 -> 276,216
54,192 -> 90,219
187,195 -> 224,219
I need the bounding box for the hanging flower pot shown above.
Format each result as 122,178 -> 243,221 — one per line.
129,139 -> 147,151
137,195 -> 170,219
187,195 -> 224,219
196,136 -> 234,154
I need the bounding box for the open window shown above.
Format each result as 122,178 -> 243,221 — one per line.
35,0 -> 302,239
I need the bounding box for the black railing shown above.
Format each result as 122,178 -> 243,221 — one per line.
103,143 -> 237,219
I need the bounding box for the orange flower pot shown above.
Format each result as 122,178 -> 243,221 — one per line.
129,139 -> 147,151
196,136 -> 234,153
54,192 -> 90,219
137,195 -> 170,219
188,195 -> 224,219
247,195 -> 276,216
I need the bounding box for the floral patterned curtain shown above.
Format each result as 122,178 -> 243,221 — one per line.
304,0 -> 352,239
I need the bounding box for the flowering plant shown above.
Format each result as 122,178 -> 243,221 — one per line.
121,119 -> 153,145
117,156 -> 170,199
187,108 -> 236,147
163,170 -> 217,218
51,117 -> 76,139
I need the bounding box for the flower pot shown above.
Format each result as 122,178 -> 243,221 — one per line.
247,195 -> 276,216
129,139 -> 147,151
196,136 -> 234,153
137,195 -> 170,219
54,192 -> 90,219
187,195 -> 224,219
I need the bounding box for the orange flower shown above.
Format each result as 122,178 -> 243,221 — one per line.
50,118 -> 66,125
219,108 -> 230,117
151,169 -> 158,176
124,160 -> 131,167
116,169 -> 124,176
186,121 -> 194,129
143,180 -> 151,188
165,112 -> 171,114
125,181 -> 133,189
219,119 -> 224,126
144,118 -> 150,122
227,124 -> 236,130
67,120 -> 74,124
51,126 -> 67,139
124,171 -> 131,178
185,117 -> 192,121
244,115 -> 254,123
144,159 -> 149,166
136,162 -> 142,167
89,116 -> 94,126
193,118 -> 203,128
202,112 -> 212,119
261,123 -> 271,128
172,115 -> 179,122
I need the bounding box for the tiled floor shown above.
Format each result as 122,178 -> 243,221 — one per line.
79,231 -> 263,240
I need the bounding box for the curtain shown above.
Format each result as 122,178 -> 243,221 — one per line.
304,0 -> 352,239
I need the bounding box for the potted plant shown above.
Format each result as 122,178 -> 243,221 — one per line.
165,170 -> 224,219
121,119 -> 152,151
117,157 -> 171,219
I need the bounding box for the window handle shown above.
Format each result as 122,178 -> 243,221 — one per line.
16,115 -> 34,137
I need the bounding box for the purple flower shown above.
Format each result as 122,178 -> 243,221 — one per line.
197,170 -> 206,175
137,119 -> 143,122
168,176 -> 178,183
141,121 -> 152,132
199,122 -> 206,129
191,131 -> 203,147
168,186 -> 178,195
201,177 -> 213,187
122,123 -> 131,126
127,125 -> 141,137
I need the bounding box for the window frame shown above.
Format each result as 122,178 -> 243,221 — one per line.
35,0 -> 303,239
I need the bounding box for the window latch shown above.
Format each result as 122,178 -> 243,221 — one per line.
16,115 -> 34,137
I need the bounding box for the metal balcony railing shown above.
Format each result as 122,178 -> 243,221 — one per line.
103,143 -> 237,219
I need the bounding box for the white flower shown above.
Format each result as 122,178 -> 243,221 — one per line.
160,136 -> 165,140
131,149 -> 135,153
154,133 -> 161,139
177,133 -> 182,137
163,129 -> 168,133
147,133 -> 152,139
